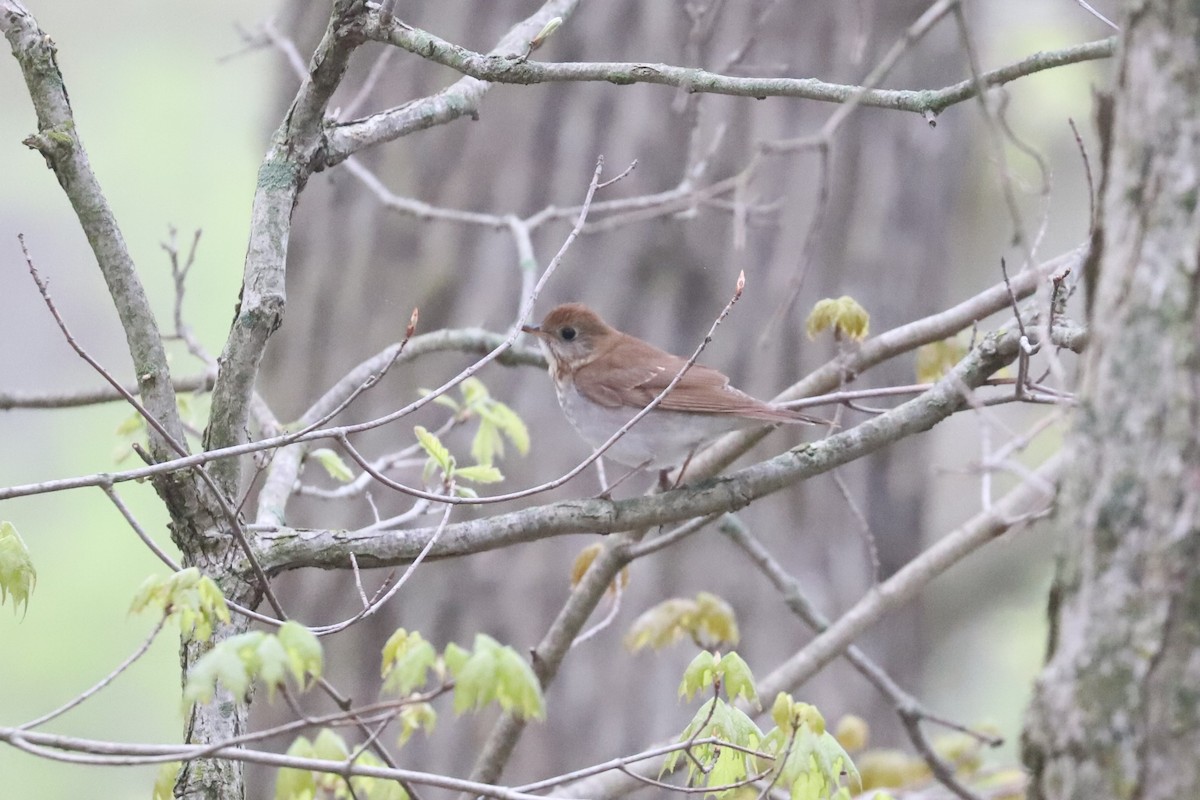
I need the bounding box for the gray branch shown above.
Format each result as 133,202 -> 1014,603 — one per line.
1,1 -> 186,459
325,0 -> 583,165
203,0 -> 368,494
357,14 -> 1113,125
690,246 -> 1086,478
258,324 -> 1028,574
0,373 -> 215,411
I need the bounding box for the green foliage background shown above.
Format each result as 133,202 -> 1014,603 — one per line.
0,1 -> 264,795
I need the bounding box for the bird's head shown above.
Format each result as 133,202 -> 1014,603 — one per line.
522,303 -> 615,373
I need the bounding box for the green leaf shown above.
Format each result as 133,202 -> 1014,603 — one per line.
397,702 -> 437,747
833,714 -> 869,752
495,644 -> 545,720
806,296 -> 870,342
856,749 -> 924,791
193,575 -> 232,641
718,651 -> 759,708
449,634 -> 544,720
707,742 -> 749,791
275,737 -> 316,800
309,448 -> 354,483
0,521 -> 36,615
454,464 -> 504,484
460,377 -> 489,407
153,762 -> 180,800
414,425 -> 453,476
693,591 -> 740,647
184,625 -> 320,708
470,419 -> 502,467
278,620 -> 324,689
443,642 -> 470,677
453,636 -> 501,714
114,411 -> 145,437
915,338 -> 968,383
671,697 -> 763,791
129,573 -> 170,615
183,633 -> 259,705
176,393 -> 195,426
479,401 -> 530,456
625,592 -> 739,651
130,568 -> 229,642
625,597 -> 695,651
419,387 -> 461,413
765,695 -> 859,800
772,692 -> 795,731
254,634 -> 291,701
679,650 -> 718,700
311,728 -> 350,761
381,628 -> 437,696
529,16 -> 562,49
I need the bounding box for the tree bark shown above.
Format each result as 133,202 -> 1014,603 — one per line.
1021,2 -> 1200,798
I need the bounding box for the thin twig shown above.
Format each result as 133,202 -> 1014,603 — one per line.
18,615 -> 169,731
338,270 -> 750,506
830,469 -> 880,584
722,516 -> 997,800
19,235 -> 289,621
310,492 -> 455,636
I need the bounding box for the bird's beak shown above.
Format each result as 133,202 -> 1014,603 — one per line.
521,324 -> 541,335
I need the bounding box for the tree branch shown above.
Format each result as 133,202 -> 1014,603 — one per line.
325,0 -> 583,165
689,245 -> 1086,479
0,248 -> 1079,504
259,323 -> 1030,574
755,454 -> 1063,700
361,14 -> 1113,121
1,1 -> 186,460
0,372 -> 214,411
557,452 -> 1064,800
203,0 -> 367,494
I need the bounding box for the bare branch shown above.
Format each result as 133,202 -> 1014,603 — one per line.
2,4 -> 186,458
0,726 -> 548,800
326,0 -> 583,164
0,373 -> 214,411
690,246 -> 1085,479
755,453 -> 1064,699
359,13 -> 1114,126
260,321 -> 1031,574
204,0 -> 369,495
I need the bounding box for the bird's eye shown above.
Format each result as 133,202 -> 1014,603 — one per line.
560,326 -> 577,341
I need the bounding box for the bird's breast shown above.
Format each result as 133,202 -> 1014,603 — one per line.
553,381 -> 749,469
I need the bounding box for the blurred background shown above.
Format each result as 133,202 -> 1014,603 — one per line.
0,1 -> 1114,796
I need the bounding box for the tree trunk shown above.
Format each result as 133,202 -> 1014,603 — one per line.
1021,2 -> 1200,798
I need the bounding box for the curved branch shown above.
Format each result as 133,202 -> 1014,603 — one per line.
556,451 -> 1064,800
0,248 -> 1080,504
0,725 -> 549,800
203,0 -> 368,494
325,0 -> 583,165
259,324 -> 1027,574
360,14 -> 1113,120
0,372 -> 214,411
689,245 -> 1086,479
1,2 -> 186,457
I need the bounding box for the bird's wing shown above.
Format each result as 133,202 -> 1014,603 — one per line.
574,333 -> 797,420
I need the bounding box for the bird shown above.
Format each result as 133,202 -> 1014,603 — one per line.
521,303 -> 822,473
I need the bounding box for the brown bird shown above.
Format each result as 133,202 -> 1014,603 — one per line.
522,303 -> 821,471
